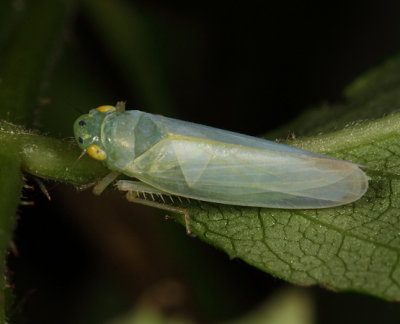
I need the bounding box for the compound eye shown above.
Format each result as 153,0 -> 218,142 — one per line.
78,120 -> 86,126
87,145 -> 107,161
78,137 -> 83,144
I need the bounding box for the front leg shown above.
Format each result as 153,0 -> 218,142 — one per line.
93,171 -> 121,195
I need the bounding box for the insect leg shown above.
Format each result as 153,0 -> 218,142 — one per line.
93,171 -> 121,195
116,180 -> 170,195
125,191 -> 191,235
30,176 -> 51,200
116,180 -> 191,234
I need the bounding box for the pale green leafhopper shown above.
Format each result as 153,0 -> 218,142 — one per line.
73,103 -> 368,232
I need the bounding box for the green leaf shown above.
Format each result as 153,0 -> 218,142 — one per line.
107,307 -> 192,324
106,288 -> 313,324
174,52 -> 400,301
226,288 -> 313,324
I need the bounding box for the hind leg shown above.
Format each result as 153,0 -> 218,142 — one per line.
116,180 -> 192,234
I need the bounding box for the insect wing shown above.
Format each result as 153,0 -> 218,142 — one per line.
127,116 -> 368,209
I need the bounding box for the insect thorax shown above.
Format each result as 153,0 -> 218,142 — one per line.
102,111 -> 167,172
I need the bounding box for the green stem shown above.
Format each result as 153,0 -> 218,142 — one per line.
0,121 -> 108,186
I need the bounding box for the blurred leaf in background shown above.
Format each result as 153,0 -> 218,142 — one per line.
106,288 -> 313,324
2,0 -> 400,324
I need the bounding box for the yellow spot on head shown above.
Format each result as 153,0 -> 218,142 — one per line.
87,145 -> 107,161
96,105 -> 116,113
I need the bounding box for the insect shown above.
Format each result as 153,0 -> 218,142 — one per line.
74,102 -> 369,233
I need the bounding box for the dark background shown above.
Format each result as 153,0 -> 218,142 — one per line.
78,1 -> 400,135
7,1 -> 400,323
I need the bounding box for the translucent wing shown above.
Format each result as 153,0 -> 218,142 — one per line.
126,128 -> 368,208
